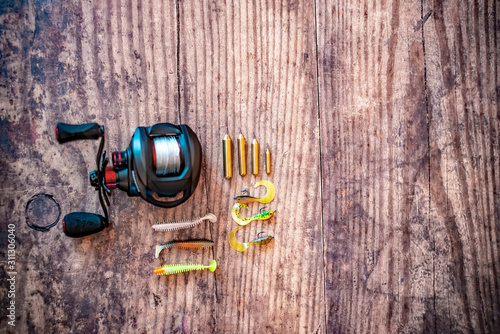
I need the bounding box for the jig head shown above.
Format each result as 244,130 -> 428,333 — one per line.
228,227 -> 274,252
251,232 -> 274,245
231,203 -> 275,226
234,180 -> 276,204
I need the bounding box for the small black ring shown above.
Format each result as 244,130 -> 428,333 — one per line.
25,193 -> 61,232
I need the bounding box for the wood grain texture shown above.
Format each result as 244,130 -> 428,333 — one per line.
0,0 -> 213,332
424,0 -> 500,332
317,1 -> 432,332
317,0 -> 500,333
1,0 -> 499,333
178,0 -> 324,333
0,0 -> 324,333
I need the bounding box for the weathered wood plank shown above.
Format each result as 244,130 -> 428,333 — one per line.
178,0 -> 324,333
423,0 -> 500,332
318,0 -> 500,332
0,0 -> 214,332
2,0 -> 499,332
317,1 -> 434,332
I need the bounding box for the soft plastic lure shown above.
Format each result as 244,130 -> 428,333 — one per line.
154,260 -> 217,276
228,226 -> 274,252
234,180 -> 276,204
231,203 -> 275,226
155,239 -> 214,258
152,213 -> 217,231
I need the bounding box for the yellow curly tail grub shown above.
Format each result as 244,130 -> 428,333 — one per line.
228,226 -> 274,252
228,225 -> 247,251
254,180 -> 276,204
234,180 -> 276,204
154,260 -> 217,275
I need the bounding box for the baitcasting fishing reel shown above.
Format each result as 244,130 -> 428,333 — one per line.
56,122 -> 202,238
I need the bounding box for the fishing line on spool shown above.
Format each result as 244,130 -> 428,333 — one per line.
153,136 -> 181,175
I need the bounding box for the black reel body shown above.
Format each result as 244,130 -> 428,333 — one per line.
56,122 -> 202,237
111,123 -> 202,207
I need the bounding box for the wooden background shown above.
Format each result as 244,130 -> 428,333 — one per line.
0,0 -> 498,333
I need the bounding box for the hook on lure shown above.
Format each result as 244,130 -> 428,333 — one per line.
231,203 -> 275,226
250,232 -> 274,245
152,213 -> 217,231
234,180 -> 276,204
228,226 -> 274,252
256,231 -> 268,238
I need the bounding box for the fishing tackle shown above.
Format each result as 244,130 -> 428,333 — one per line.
25,193 -> 61,232
228,227 -> 274,252
155,239 -> 214,258
237,129 -> 247,176
234,180 -> 276,204
265,146 -> 271,174
152,213 -> 217,231
223,131 -> 232,179
56,122 -> 202,238
231,203 -> 275,226
154,260 -> 217,276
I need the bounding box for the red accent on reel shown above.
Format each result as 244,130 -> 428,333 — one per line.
55,126 -> 59,141
104,166 -> 117,189
112,151 -> 123,167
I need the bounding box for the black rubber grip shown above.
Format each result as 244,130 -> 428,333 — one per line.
63,212 -> 108,238
56,123 -> 103,143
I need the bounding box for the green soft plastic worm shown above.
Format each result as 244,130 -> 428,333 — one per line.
154,260 -> 217,276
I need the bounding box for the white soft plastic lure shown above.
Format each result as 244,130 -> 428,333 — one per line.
152,213 -> 217,232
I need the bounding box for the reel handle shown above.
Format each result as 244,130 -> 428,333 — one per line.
62,212 -> 108,238
56,123 -> 103,143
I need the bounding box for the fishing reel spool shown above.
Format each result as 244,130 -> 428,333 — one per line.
56,122 -> 202,238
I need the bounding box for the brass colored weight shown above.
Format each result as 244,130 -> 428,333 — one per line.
252,138 -> 259,176
266,147 -> 271,174
223,132 -> 232,179
237,131 -> 246,176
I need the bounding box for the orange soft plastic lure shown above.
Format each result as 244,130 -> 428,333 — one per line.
155,239 -> 214,258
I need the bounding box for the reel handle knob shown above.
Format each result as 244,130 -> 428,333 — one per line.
62,212 -> 108,238
56,123 -> 103,143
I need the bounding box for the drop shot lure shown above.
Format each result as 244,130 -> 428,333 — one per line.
154,260 -> 217,276
155,239 -> 214,258
234,180 -> 276,204
231,203 -> 275,226
152,213 -> 217,231
228,227 -> 274,252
